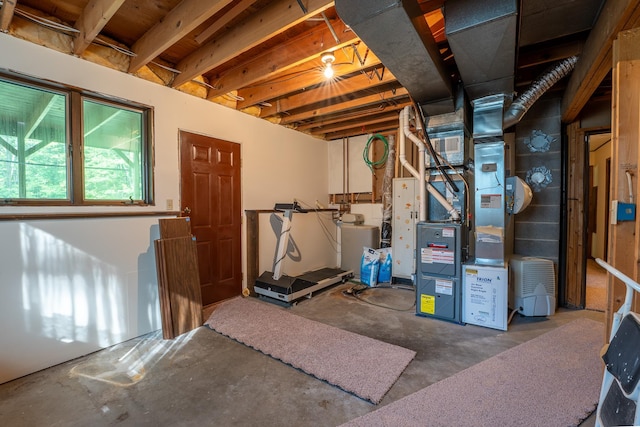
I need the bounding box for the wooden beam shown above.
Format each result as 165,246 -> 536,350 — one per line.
562,0 -> 640,122
418,0 -> 445,15
239,44 -> 382,109
518,39 -> 584,70
128,0 -> 234,73
23,93 -> 57,140
256,68 -> 397,116
0,0 -> 16,32
295,102 -> 408,132
172,0 -> 334,88
309,111 -> 400,135
194,0 -> 255,45
607,26 -> 640,335
279,87 -> 409,124
207,18 -> 355,99
322,120 -> 399,140
73,0 -> 125,56
84,110 -> 122,138
563,121 -> 586,309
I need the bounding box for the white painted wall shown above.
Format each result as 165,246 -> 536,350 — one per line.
327,135 -> 375,194
0,34 -> 330,383
258,211 -> 339,277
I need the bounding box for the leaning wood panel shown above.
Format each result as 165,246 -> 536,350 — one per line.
159,217 -> 192,238
245,210 -> 259,296
154,240 -> 174,338
154,236 -> 203,339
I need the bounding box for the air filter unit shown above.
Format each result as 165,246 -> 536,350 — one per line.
509,255 -> 556,316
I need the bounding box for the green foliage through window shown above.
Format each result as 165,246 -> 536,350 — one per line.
0,82 -> 67,199
0,73 -> 153,205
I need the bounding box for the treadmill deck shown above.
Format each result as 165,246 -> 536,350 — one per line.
254,267 -> 353,303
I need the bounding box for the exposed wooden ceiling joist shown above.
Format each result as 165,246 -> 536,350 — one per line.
128,0 -> 235,73
299,102 -> 408,132
257,68 -> 397,117
207,18 -> 354,99
73,0 -> 126,55
279,87 -> 409,125
194,0 -> 256,45
241,45 -> 383,110
1,0 -> 613,140
0,0 -> 16,32
323,119 -> 400,141
171,0 -> 334,88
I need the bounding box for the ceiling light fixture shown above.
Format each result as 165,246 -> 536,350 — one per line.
321,53 -> 335,79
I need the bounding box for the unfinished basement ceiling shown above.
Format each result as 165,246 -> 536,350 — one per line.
0,0 -> 622,140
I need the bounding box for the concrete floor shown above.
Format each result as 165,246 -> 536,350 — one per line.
0,283 -> 604,426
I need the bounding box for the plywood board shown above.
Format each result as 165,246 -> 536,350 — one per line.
154,236 -> 202,339
159,217 -> 192,238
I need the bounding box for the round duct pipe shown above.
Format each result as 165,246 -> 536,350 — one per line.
503,55 -> 579,130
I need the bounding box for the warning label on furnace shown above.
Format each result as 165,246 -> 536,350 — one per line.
480,194 -> 502,209
420,294 -> 435,314
421,247 -> 455,264
436,279 -> 453,295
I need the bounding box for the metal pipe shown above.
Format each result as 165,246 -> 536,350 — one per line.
503,56 -> 579,129
321,12 -> 341,44
398,106 -> 460,222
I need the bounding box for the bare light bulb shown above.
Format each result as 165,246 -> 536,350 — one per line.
321,53 -> 335,79
323,63 -> 334,79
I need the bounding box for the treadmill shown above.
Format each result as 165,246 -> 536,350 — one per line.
254,202 -> 353,303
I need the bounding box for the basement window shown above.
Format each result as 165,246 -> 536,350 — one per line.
0,73 -> 153,206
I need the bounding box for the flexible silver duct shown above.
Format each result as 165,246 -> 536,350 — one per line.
503,55 -> 579,129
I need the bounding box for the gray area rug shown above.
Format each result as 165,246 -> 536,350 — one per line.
342,318 -> 604,427
204,297 -> 416,404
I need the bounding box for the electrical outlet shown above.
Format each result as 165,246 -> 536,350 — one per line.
166,199 -> 173,210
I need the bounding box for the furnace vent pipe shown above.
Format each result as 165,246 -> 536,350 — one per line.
503,56 -> 579,130
398,106 -> 460,222
399,107 -> 426,221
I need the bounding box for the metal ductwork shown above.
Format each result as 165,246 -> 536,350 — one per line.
335,0 -> 454,116
472,55 -> 579,138
502,56 -> 579,130
445,0 -> 519,101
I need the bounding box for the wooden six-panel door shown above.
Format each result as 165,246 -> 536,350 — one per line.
180,130 -> 242,306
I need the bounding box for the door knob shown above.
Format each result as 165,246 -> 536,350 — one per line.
183,206 -> 191,216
